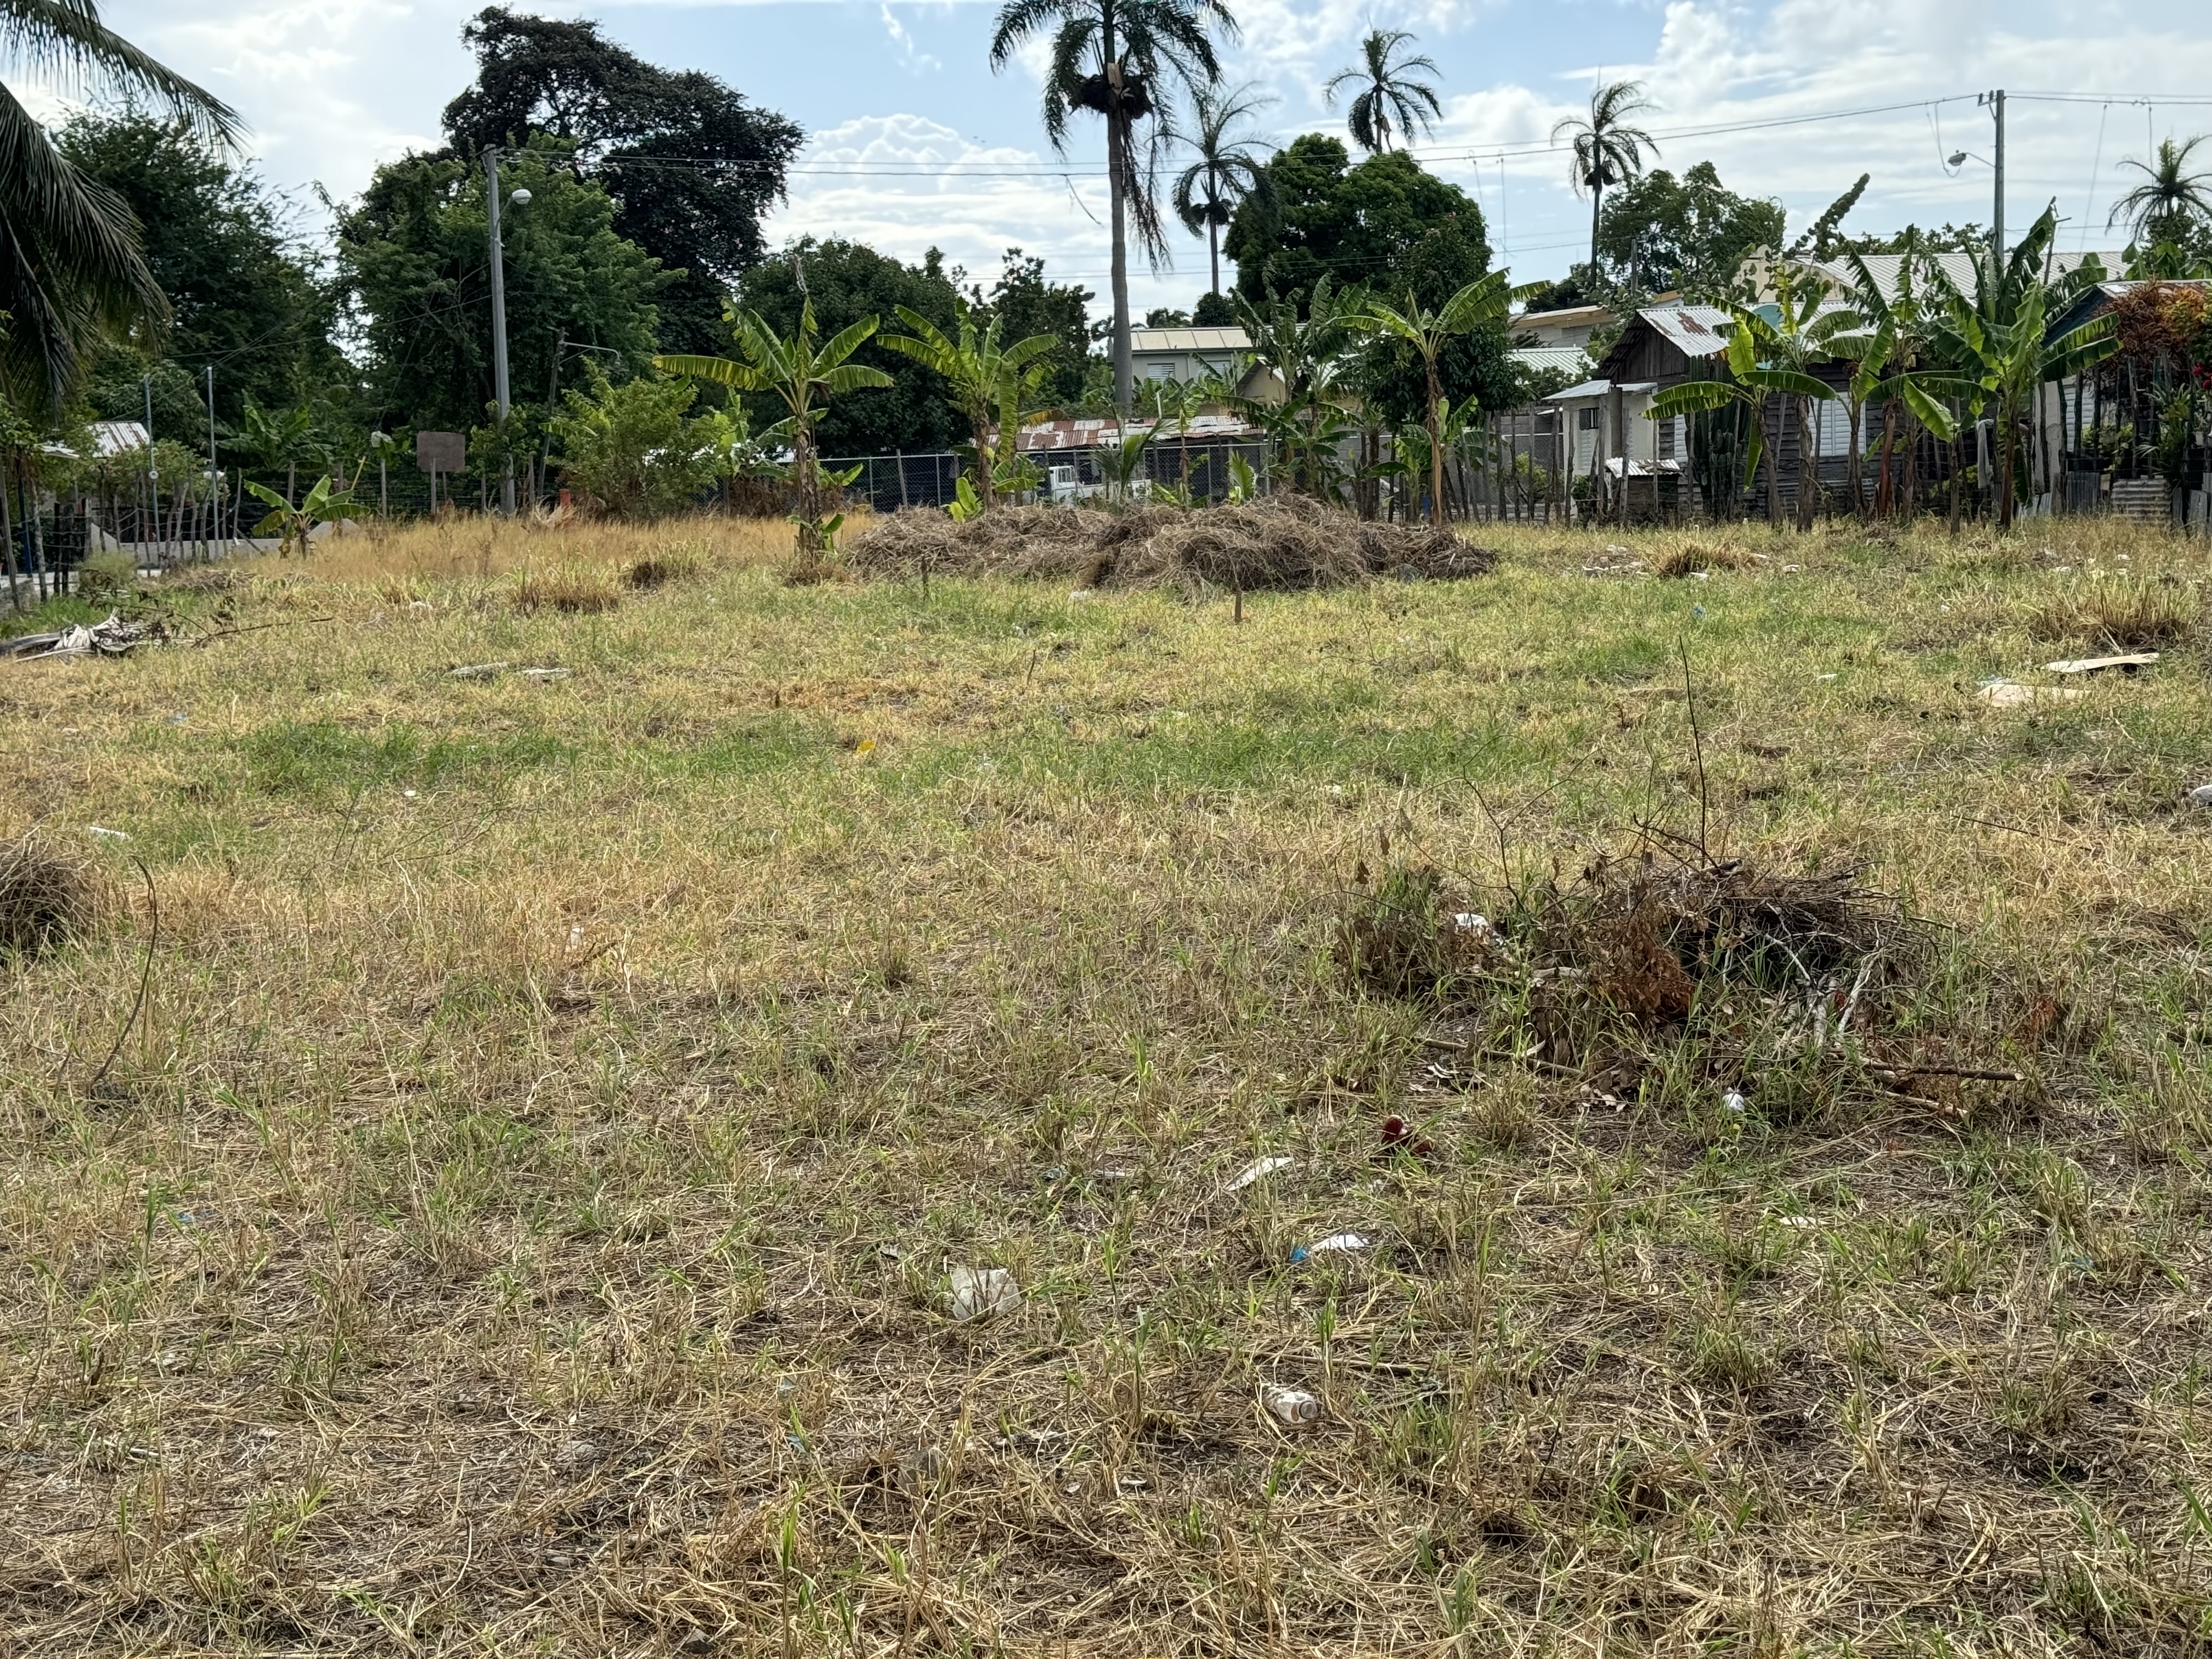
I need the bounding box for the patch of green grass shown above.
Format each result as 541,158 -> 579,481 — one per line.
240,720 -> 571,799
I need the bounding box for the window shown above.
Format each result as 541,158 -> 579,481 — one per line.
1578,408 -> 1599,431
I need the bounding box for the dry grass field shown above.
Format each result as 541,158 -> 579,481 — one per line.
2,507 -> 2210,1657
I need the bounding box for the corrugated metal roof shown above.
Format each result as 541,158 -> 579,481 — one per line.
1805,249 -> 2127,301
1128,328 -> 1250,353
1510,345 -> 1592,375
1010,413 -> 1259,452
1641,304 -> 1734,358
1544,379 -> 1657,401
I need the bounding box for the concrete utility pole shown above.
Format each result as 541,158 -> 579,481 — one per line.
205,366 -> 219,546
1990,88 -> 2006,272
486,146 -> 515,515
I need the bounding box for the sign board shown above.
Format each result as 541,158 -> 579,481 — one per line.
416,431 -> 466,472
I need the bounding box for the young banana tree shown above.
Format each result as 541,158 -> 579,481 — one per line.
1929,206 -> 2117,530
881,306 -> 1058,512
245,474 -> 364,559
1648,292 -> 1844,527
658,303 -> 892,555
1837,235 -> 1956,519
1349,271 -> 1530,527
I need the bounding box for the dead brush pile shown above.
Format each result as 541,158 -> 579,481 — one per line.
0,834 -> 92,959
846,496 -> 1493,591
1342,832 -> 2041,1123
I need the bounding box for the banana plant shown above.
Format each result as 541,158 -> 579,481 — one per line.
1099,421 -> 1160,505
246,474 -> 363,559
658,303 -> 891,556
1648,273 -> 1856,527
1348,270 -> 1536,526
882,304 -> 1058,513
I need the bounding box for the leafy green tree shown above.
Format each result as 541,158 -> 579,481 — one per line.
989,0 -> 1238,415
57,110 -> 346,442
549,365 -> 712,518
246,473 -> 364,558
236,400 -> 320,505
735,240 -> 964,457
1552,81 -> 1657,271
336,134 -> 670,438
1324,29 -> 1441,157
441,7 -> 803,356
967,249 -> 1094,406
1350,271 -> 1527,526
882,307 -> 1057,510
1172,83 -> 1272,297
658,306 -> 893,552
1,0 -> 238,422
1589,161 -> 1783,302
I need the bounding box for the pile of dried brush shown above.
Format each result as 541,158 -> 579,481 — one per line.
0,834 -> 92,959
1340,832 -> 1995,1119
846,497 -> 1492,591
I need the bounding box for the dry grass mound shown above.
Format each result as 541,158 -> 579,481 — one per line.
847,497 -> 1493,591
626,542 -> 710,589
512,565 -> 622,614
1651,540 -> 1755,578
2030,574 -> 2196,649
0,835 -> 92,959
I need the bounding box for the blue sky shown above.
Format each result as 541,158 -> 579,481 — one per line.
48,0 -> 2212,317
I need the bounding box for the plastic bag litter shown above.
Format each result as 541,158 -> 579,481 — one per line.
1224,1155 -> 1292,1193
948,1266 -> 1022,1322
1290,1232 -> 1369,1264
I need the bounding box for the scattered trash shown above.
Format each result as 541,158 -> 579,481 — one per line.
552,1438 -> 602,1470
1225,1154 -> 1293,1193
2189,784 -> 2212,809
1264,1386 -> 1325,1428
1451,912 -> 1491,935
948,1265 -> 1022,1322
87,825 -> 129,842
1290,1232 -> 1369,1265
1781,563 -> 1802,573
448,661 -> 510,679
1815,673 -> 1836,681
1723,1090 -> 1747,1115
1380,1115 -> 1435,1159
407,600 -> 435,619
166,713 -> 188,725
3,613 -> 155,661
2045,652 -> 2158,675
518,667 -> 569,680
402,789 -> 418,800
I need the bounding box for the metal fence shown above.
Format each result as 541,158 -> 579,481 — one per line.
822,442 -> 1272,513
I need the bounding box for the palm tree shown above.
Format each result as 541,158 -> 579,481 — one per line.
989,0 -> 1239,417
2107,134 -> 2212,247
657,304 -> 891,554
1551,80 -> 1657,271
882,304 -> 1058,512
0,0 -> 240,421
1348,271 -> 1530,527
1172,82 -> 1272,298
1324,29 -> 1442,156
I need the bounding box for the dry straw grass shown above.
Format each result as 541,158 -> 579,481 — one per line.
848,497 -> 1492,590
3,507 -> 2211,1656
0,832 -> 91,957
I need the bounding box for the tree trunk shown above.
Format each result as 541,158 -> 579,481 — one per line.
1107,112 -> 1133,418
287,460 -> 296,507
972,410 -> 995,511
1847,396 -> 1865,520
0,450 -> 21,613
794,413 -> 819,556
1765,396 -> 1782,525
1209,220 -> 1220,297
1589,185 -> 1603,271
1425,365 -> 1445,529
1948,414 -> 1963,536
1996,407 -> 2017,531
1875,402 -> 1897,517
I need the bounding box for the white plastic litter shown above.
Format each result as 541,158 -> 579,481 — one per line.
1226,1155 -> 1293,1193
87,825 -> 129,842
1292,1233 -> 1369,1264
2188,784 -> 2212,808
1264,1387 -> 1324,1428
949,1266 -> 1022,1322
1723,1090 -> 1747,1115
448,662 -> 509,678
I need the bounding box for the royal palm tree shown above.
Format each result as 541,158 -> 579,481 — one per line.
1171,82 -> 1272,297
1324,29 -> 1442,156
0,0 -> 240,421
1551,80 -> 1657,271
989,0 -> 1239,417
657,304 -> 891,555
2107,134 -> 2212,248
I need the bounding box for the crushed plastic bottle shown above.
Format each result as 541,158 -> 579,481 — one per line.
948,1266 -> 1022,1322
1290,1232 -> 1369,1265
1264,1387 -> 1324,1428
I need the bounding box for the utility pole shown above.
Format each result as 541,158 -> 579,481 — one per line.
205,366 -> 219,549
1990,88 -> 2006,272
486,146 -> 515,515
